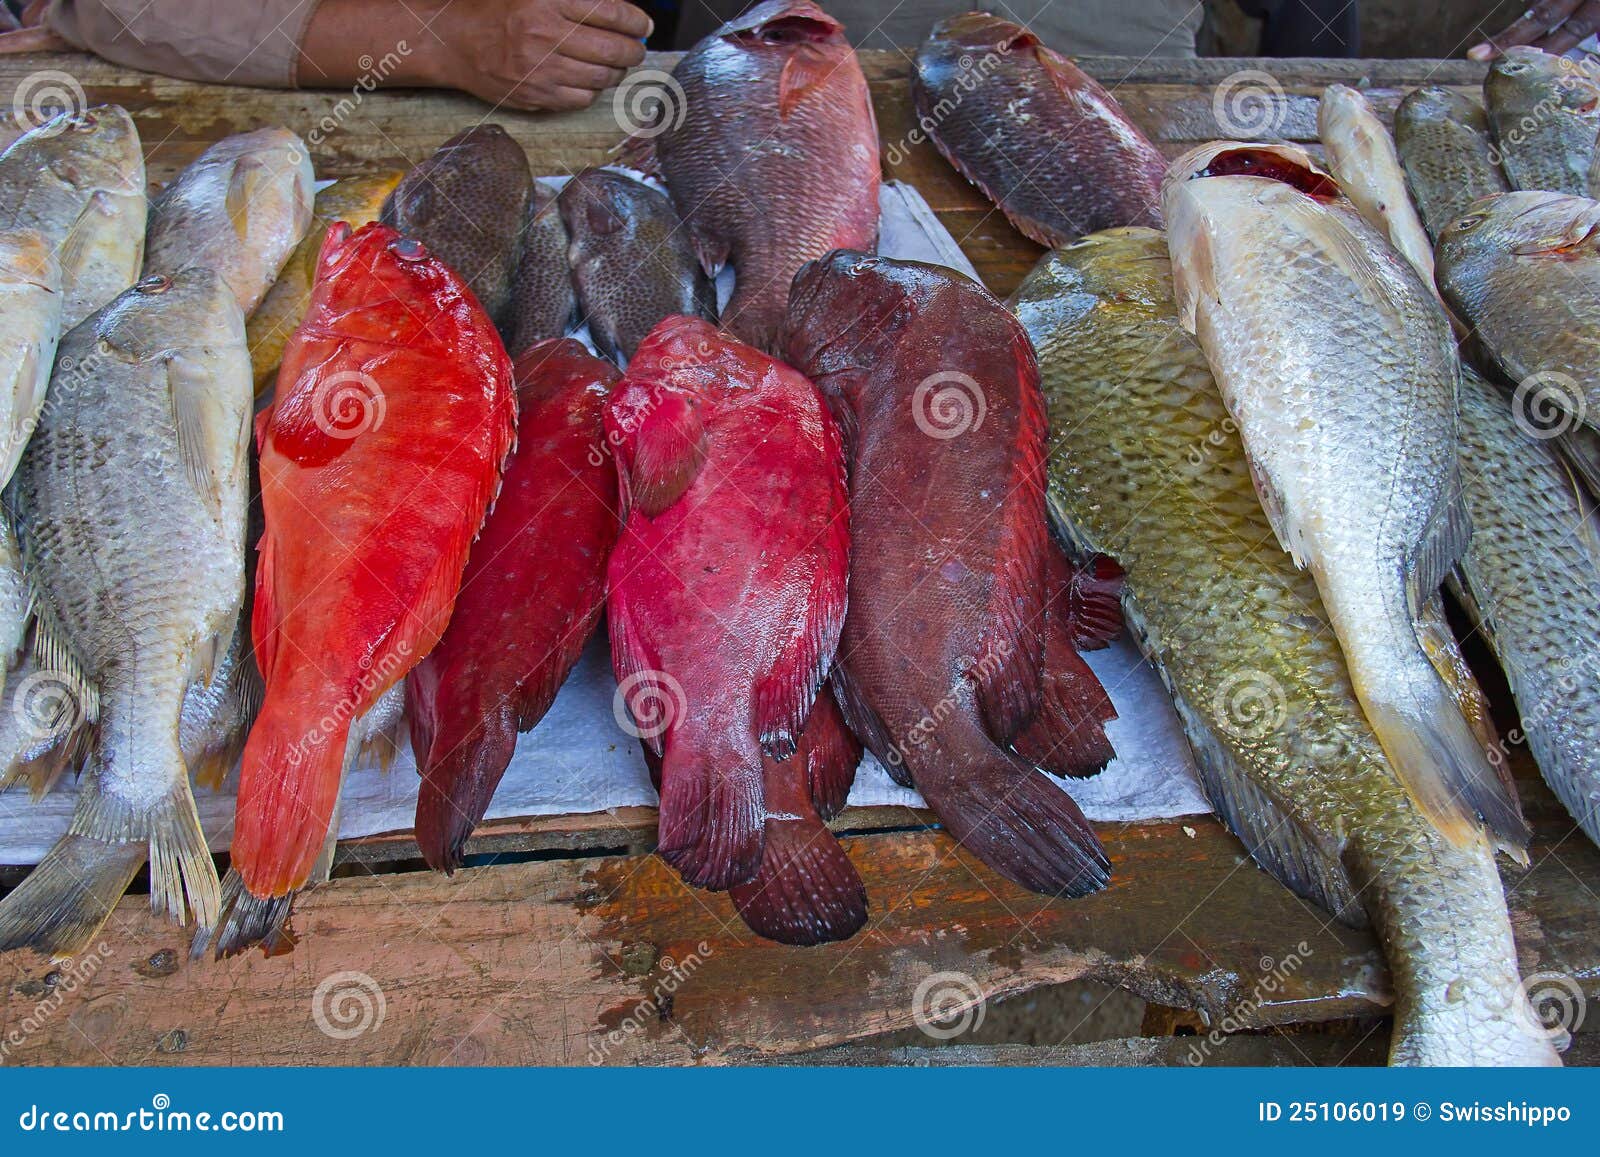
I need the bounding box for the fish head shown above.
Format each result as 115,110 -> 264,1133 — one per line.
512,337 -> 619,406
925,11 -> 1040,53
12,104 -> 144,201
1396,85 -> 1478,128
381,125 -> 528,231
557,167 -> 658,253
1488,46 -> 1600,117
1162,142 -> 1341,329
0,229 -> 61,293
719,0 -> 846,47
1437,190 -> 1600,276
782,249 -> 932,391
1013,227 -> 1171,332
311,220 -> 472,325
92,268 -> 245,361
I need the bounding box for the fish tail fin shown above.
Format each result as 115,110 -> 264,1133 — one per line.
915,733 -> 1110,897
729,807 -> 867,945
229,697 -> 350,899
0,833 -> 144,958
196,869 -> 296,960
803,686 -> 860,822
730,715 -> 867,945
143,781 -> 222,935
657,735 -> 765,891
413,700 -> 519,874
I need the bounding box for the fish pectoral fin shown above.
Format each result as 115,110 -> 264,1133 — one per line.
1406,484 -> 1471,615
167,349 -> 241,524
1171,687 -> 1366,926
1064,552 -> 1125,651
777,47 -> 832,119
626,390 -> 706,518
753,542 -> 847,762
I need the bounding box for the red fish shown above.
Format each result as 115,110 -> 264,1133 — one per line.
912,13 -> 1167,244
639,0 -> 880,352
218,221 -> 515,949
605,315 -> 863,943
408,338 -> 620,872
783,252 -> 1117,897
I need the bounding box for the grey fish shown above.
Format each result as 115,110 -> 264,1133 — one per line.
1454,367 -> 1600,847
144,128 -> 314,315
1485,47 -> 1600,196
0,268 -> 253,956
1394,86 -> 1510,241
381,125 -> 533,332
0,105 -> 145,329
1436,190 -> 1600,434
1017,225 -> 1558,1066
504,180 -> 575,358
558,168 -> 715,363
1163,141 -> 1526,854
0,231 -> 60,488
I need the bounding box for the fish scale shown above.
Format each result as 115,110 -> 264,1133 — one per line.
1017,226 -> 1558,1066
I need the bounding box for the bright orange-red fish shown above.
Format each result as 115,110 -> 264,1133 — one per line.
218,221 -> 515,949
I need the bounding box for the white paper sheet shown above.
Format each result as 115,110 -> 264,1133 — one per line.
0,180 -> 1207,866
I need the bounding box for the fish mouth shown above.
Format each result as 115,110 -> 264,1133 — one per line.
1176,141 -> 1341,200
725,0 -> 843,44
929,11 -> 1039,53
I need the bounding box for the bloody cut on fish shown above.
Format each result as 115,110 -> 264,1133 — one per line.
213,221 -> 516,955
408,337 -> 620,873
912,13 -> 1166,245
632,0 -> 879,353
605,315 -> 864,944
783,251 -> 1118,898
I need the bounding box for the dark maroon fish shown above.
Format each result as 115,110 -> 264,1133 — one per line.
407,338 -> 619,872
381,124 -> 533,330
636,0 -> 879,352
783,251 -> 1117,897
912,12 -> 1166,244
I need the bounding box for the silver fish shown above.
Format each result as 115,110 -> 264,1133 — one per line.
144,129 -> 314,315
1163,141 -> 1526,855
1455,367 -> 1600,846
0,268 -> 253,956
0,230 -> 60,488
0,105 -> 146,329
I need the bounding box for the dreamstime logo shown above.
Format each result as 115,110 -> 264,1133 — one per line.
12,70 -> 87,133
1512,370 -> 1585,440
1515,971 -> 1585,1045
1185,942 -> 1314,1064
12,668 -> 91,745
312,371 -> 386,439
913,970 -> 987,1040
1212,669 -> 1287,739
1212,70 -> 1287,139
612,669 -> 687,740
912,371 -> 987,440
311,970 -> 386,1040
306,41 -> 412,145
613,69 -> 686,138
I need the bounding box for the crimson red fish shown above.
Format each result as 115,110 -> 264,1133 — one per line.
640,0 -> 879,352
605,315 -> 862,943
217,221 -> 515,951
913,12 -> 1166,244
408,338 -> 619,872
783,251 -> 1116,896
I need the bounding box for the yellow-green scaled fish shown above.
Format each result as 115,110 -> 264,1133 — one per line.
1484,47 -> 1600,197
1455,366 -> 1600,846
1013,226 -> 1558,1066
1394,86 -> 1509,242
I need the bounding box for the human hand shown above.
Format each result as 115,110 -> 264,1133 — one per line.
1469,2 -> 1600,60
304,0 -> 653,111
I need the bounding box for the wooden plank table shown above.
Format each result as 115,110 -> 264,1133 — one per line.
2,51 -> 1595,1066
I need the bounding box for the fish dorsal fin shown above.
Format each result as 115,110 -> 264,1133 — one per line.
626,390 -> 706,518
778,47 -> 832,118
167,350 -> 242,524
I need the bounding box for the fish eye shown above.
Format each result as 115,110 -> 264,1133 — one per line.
134,274 -> 171,294
1452,214 -> 1485,232
72,111 -> 98,131
388,237 -> 427,260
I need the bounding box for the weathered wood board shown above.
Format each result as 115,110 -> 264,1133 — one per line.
2,51 -> 1593,1067
2,817 -> 1595,1066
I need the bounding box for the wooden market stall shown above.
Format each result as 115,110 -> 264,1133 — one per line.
0,50 -> 1596,1067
